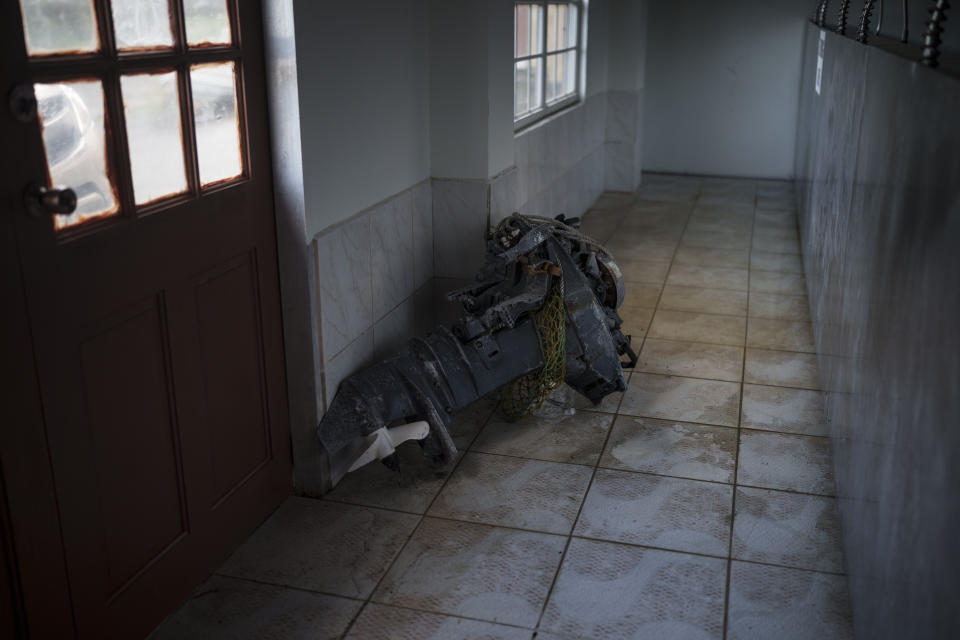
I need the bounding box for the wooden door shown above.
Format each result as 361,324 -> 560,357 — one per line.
1,1 -> 291,637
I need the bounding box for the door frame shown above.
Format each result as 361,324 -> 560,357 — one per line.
1,0 -> 306,635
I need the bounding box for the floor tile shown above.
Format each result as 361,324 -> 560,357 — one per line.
741,384 -> 828,436
658,284 -> 748,316
601,416 -> 736,483
746,317 -> 815,353
217,499 -> 419,599
749,271 -> 806,296
620,373 -> 740,427
619,259 -> 671,284
606,237 -> 678,262
472,410 -> 613,465
755,209 -> 797,224
326,442 -> 457,514
744,349 -> 820,390
622,282 -> 662,308
750,251 -> 803,274
748,292 -> 810,320
428,452 -> 592,534
648,310 -> 746,346
345,603 -> 532,640
570,384 -> 624,413
592,192 -> 636,210
638,338 -> 743,382
151,575 -> 362,640
666,264 -> 749,291
449,395 -> 498,449
752,233 -> 800,254
540,538 -> 726,639
737,430 -> 835,495
673,246 -> 750,269
732,487 -> 844,573
620,304 -> 655,339
574,469 -> 732,556
681,230 -> 752,251
373,518 -> 565,627
726,562 -> 853,640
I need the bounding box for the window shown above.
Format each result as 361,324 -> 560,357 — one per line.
20,0 -> 245,232
514,1 -> 582,128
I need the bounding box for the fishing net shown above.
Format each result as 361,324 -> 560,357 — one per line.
500,277 -> 567,421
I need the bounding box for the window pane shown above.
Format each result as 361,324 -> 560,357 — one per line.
19,0 -> 99,56
111,0 -> 174,51
527,57 -> 541,115
531,5 -> 542,55
515,4 -> 529,57
184,0 -> 231,46
191,62 -> 243,185
514,60 -> 528,117
564,4 -> 578,49
546,4 -> 557,52
35,80 -> 118,230
563,49 -> 577,96
546,52 -> 558,102
121,72 -> 187,205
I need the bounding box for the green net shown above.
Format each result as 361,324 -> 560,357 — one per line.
500,277 -> 567,421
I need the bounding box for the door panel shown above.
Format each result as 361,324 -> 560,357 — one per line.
80,297 -> 188,597
2,0 -> 292,637
192,252 -> 273,505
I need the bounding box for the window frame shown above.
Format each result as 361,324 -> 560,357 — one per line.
513,0 -> 583,131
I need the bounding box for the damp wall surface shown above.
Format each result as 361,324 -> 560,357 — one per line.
795,22 -> 960,638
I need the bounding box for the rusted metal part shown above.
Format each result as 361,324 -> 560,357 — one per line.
317,213 -> 636,485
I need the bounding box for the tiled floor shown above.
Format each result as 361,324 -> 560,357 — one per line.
151,175 -> 854,640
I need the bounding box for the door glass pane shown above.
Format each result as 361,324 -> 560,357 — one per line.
184,0 -> 231,47
190,62 -> 243,185
35,80 -> 118,230
20,0 -> 100,56
110,0 -> 174,51
121,72 -> 187,205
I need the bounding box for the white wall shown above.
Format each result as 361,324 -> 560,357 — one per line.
642,0 -> 810,178
294,0 -> 431,238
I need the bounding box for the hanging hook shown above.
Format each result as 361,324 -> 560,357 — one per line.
837,0 -> 852,33
902,0 -> 910,41
858,0 -> 878,42
920,0 -> 950,67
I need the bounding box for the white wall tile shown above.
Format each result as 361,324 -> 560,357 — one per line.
490,167 -> 520,225
412,180 -> 434,289
371,192 -> 415,321
322,330 -> 374,411
373,295 -> 416,362
432,180 -> 489,280
316,215 -> 373,359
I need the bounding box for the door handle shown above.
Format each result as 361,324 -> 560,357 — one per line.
24,183 -> 77,217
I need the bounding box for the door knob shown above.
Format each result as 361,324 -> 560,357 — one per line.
24,184 -> 77,217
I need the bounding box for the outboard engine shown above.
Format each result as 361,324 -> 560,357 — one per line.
318,213 -> 637,486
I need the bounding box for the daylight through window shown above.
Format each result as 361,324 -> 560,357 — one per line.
514,1 -> 582,128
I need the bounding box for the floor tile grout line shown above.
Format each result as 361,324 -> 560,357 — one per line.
531,394 -> 623,634
323,461 -> 841,518
722,186 -> 758,640
336,403 -> 498,640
